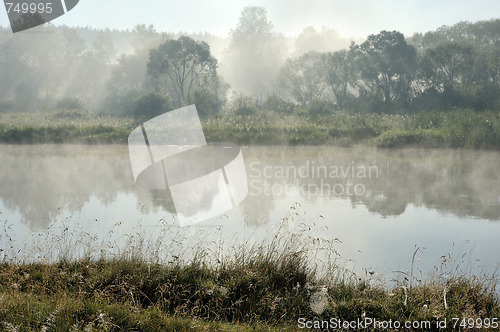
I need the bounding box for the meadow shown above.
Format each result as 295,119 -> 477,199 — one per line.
1,108 -> 500,149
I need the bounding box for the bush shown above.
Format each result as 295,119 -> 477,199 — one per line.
0,100 -> 14,113
307,99 -> 334,117
262,94 -> 296,115
130,92 -> 171,119
231,94 -> 258,116
189,89 -> 224,118
56,97 -> 86,110
374,128 -> 446,148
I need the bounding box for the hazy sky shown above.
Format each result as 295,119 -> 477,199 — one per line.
1,0 -> 500,38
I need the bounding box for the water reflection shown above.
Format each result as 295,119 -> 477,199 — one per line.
0,145 -> 134,229
0,145 -> 499,231
242,146 -> 500,224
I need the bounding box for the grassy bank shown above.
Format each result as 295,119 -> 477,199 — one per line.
1,247 -> 499,331
0,111 -> 135,144
1,109 -> 500,148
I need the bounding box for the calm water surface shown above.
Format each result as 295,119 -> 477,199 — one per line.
1,145 -> 499,284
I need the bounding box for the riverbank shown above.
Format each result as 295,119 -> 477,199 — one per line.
0,245 -> 499,331
1,109 -> 500,148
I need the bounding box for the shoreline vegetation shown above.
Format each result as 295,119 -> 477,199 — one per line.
0,245 -> 499,331
0,208 -> 499,331
1,108 -> 500,149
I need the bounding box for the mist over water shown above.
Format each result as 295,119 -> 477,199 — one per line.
0,145 -> 499,282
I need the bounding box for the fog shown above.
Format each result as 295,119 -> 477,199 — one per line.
2,6 -> 499,117
2,145 -> 500,279
1,145 -> 499,231
0,6 -> 357,113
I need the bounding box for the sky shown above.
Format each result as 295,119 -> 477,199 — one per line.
1,0 -> 500,38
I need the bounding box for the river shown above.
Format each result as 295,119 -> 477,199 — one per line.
0,144 -> 499,285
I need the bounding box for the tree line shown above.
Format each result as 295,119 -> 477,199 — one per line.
1,7 -> 500,118
278,28 -> 500,113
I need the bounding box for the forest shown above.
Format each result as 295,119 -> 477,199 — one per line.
1,7 -> 500,147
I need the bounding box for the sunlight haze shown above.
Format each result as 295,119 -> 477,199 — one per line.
1,0 -> 499,38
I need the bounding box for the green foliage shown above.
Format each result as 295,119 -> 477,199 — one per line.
56,97 -> 87,111
441,109 -> 500,148
276,22 -> 500,114
0,241 -> 314,327
324,49 -> 358,110
374,129 -> 446,148
1,108 -> 500,149
262,94 -> 296,115
277,51 -> 327,106
356,31 -> 417,106
231,94 -> 259,116
189,89 -> 224,119
148,36 -> 217,106
0,249 -> 498,330
420,42 -> 475,93
0,111 -> 135,144
306,99 -> 335,117
130,91 -> 171,119
2,21 -> 500,117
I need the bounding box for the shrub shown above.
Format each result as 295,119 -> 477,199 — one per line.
374,128 -> 446,148
56,97 -> 86,110
263,94 -> 296,115
189,89 -> 224,119
232,94 -> 258,116
130,91 -> 171,119
307,99 -> 334,117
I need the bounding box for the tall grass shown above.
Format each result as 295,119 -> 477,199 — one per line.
0,206 -> 499,331
2,109 -> 500,148
0,111 -> 136,144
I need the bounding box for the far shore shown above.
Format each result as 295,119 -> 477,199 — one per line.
1,108 -> 499,149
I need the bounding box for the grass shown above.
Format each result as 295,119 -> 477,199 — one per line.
0,256 -> 498,331
0,229 -> 499,331
1,108 -> 500,148
0,110 -> 136,144
1,108 -> 500,329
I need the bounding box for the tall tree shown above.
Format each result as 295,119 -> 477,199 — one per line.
147,36 -> 218,105
355,31 -> 417,106
277,51 -> 327,105
223,6 -> 286,97
324,48 -> 358,109
294,26 -> 349,56
420,42 -> 475,93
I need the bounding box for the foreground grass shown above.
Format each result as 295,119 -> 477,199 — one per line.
0,248 -> 499,331
1,109 -> 500,148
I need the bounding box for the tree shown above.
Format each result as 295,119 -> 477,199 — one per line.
104,52 -> 152,115
420,42 -> 475,93
0,25 -> 87,111
324,48 -> 358,109
355,31 -> 417,107
223,6 -> 286,96
131,24 -> 163,53
277,51 -> 327,106
294,26 -> 349,56
409,19 -> 500,51
92,32 -> 116,64
147,36 -> 218,106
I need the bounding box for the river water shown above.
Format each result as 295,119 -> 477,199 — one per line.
0,144 -> 499,285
